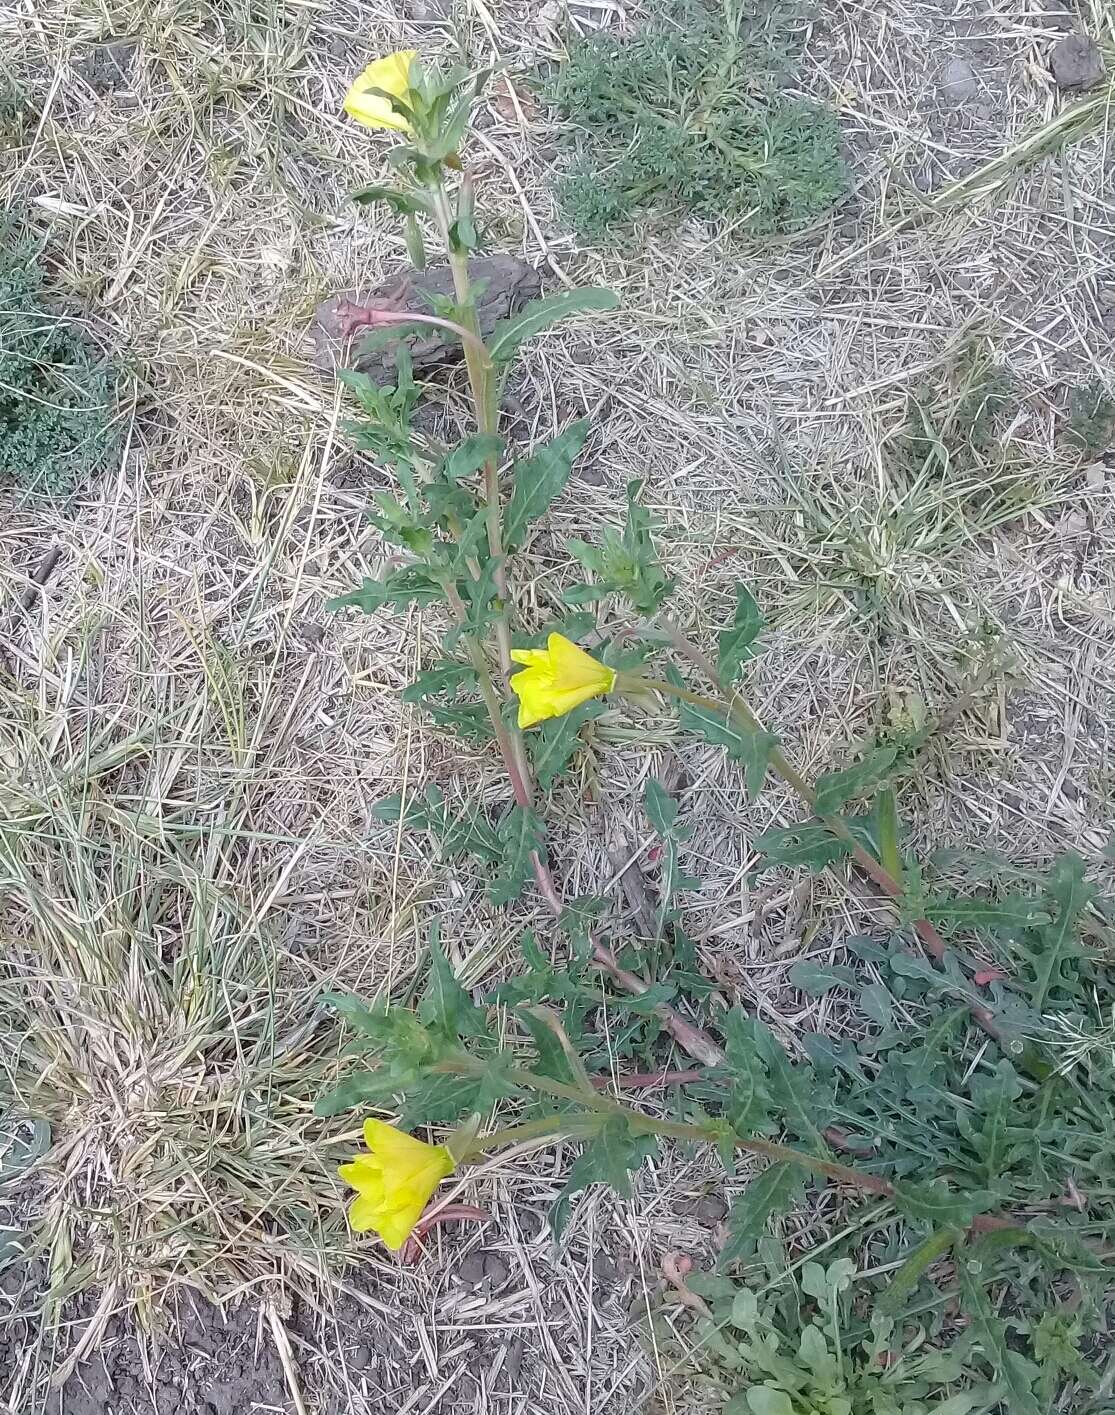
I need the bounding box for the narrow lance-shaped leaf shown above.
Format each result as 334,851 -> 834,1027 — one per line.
719,1161 -> 805,1266
892,1178 -> 996,1228
550,1114 -> 660,1236
417,927 -> 485,1040
374,784 -> 502,864
750,821 -> 854,876
401,661 -> 477,703
956,1259 -> 1043,1415
879,1228 -> 961,1313
489,805 -> 547,906
528,699 -> 605,791
923,895 -> 1050,935
813,748 -> 898,817
717,583 -> 764,687
749,1020 -> 830,1155
328,566 -> 447,615
1029,851 -> 1093,1010
443,434 -> 504,484
488,288 -> 621,364
788,961 -> 857,996
504,421 -> 591,550
351,184 -> 432,217
676,694 -> 777,802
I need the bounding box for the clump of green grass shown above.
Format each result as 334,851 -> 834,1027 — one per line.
0,83 -> 32,142
902,344 -> 1014,475
1066,377 -> 1115,457
544,5 -> 846,242
0,220 -> 117,495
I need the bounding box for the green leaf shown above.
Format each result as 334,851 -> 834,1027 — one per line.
314,1070 -> 405,1117
749,1022 -> 830,1154
644,777 -> 681,838
424,701 -> 496,743
417,929 -> 484,1041
788,961 -> 857,996
504,420 -> 590,550
401,661 -> 477,703
516,1007 -> 579,1088
676,695 -> 777,801
528,699 -> 605,791
328,566 -> 446,615
550,1113 -> 659,1235
957,1259 -> 1042,1415
876,784 -> 903,884
403,212 -> 426,270
453,554 -> 502,642
488,287 -> 620,364
924,895 -> 1050,934
443,434 -> 504,484
964,1059 -> 1023,1173
719,1162 -> 804,1266
565,480 -> 674,614
374,784 -> 502,864
879,1228 -> 960,1313
717,584 -> 764,686
813,748 -> 898,816
750,821 -> 854,876
351,183 -> 431,217
722,1008 -> 776,1134
1029,852 -> 1094,1010
746,1389 -> 795,1415
892,1178 -> 996,1228
489,805 -> 547,906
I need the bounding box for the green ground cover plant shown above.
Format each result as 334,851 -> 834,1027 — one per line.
1066,377 -> 1115,457
0,218 -> 117,495
543,3 -> 846,242
322,52 -> 1113,1412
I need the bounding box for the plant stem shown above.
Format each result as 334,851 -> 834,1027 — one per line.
424,176 -> 725,1068
428,180 -> 518,680
440,1058 -> 892,1198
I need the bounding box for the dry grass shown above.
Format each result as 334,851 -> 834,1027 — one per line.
2,0 -> 1115,1409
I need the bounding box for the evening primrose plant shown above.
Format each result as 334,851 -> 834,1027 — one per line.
324,62 -> 1110,1401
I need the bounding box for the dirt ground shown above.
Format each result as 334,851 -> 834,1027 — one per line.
2,0 -> 1113,1410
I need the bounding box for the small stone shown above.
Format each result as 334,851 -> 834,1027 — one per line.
505,1337 -> 524,1384
1050,35 -> 1106,90
350,1344 -> 372,1371
456,1251 -> 488,1287
593,1253 -> 619,1286
939,57 -> 979,103
1039,6 -> 1075,30
695,1195 -> 729,1226
481,1252 -> 509,1286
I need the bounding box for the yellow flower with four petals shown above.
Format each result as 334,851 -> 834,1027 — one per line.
343,51 -> 418,133
339,1117 -> 455,1251
510,633 -> 617,729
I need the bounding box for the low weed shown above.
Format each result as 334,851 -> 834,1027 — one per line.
1066,378 -> 1115,458
0,218 -> 118,496
543,4 -> 846,241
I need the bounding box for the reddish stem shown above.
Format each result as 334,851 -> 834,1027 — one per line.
591,1068 -> 705,1090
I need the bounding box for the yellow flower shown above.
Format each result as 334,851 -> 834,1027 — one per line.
509,633 -> 617,729
339,1118 -> 455,1251
343,51 -> 418,133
